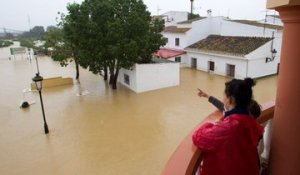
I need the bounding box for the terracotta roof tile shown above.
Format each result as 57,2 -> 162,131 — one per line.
186,35 -> 272,56
163,26 -> 191,33
177,17 -> 206,24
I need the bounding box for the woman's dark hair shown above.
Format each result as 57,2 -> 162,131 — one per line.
224,78 -> 255,108
249,100 -> 261,119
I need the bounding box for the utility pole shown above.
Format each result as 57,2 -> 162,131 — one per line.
27,14 -> 31,31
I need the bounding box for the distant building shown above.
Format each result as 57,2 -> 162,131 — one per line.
153,11 -> 189,27
156,11 -> 283,78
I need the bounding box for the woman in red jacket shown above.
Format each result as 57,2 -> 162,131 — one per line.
193,78 -> 263,175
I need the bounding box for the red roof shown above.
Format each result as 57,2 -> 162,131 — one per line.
154,48 -> 186,59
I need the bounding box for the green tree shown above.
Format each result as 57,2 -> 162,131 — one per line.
22,26 -> 45,38
46,25 -> 57,32
43,28 -> 72,66
61,3 -> 90,80
44,3 -> 88,80
79,0 -> 166,89
0,40 -> 13,48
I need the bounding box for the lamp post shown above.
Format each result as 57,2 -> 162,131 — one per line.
34,51 -> 40,74
32,73 -> 49,134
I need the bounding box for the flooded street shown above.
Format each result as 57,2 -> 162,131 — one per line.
0,46 -> 277,175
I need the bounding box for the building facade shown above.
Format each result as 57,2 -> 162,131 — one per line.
158,11 -> 283,78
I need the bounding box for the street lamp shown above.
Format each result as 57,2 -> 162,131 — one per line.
32,73 -> 49,134
266,49 -> 277,63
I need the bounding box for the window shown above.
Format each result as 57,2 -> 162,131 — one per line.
175,38 -> 180,46
124,74 -> 130,85
208,61 -> 215,71
165,37 -> 168,43
175,57 -> 181,62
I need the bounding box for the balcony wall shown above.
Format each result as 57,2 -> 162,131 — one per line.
161,101 -> 275,175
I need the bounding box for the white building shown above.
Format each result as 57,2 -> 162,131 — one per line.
153,11 -> 189,27
185,35 -> 279,79
156,11 -> 283,78
118,59 -> 180,93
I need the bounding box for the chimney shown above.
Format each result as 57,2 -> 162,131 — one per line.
190,0 -> 194,15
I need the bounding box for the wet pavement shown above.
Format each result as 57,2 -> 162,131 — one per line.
0,45 -> 277,175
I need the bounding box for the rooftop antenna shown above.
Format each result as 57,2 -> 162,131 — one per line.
263,10 -> 268,36
273,10 -> 276,24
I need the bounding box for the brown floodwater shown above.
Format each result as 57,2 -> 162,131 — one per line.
0,46 -> 277,175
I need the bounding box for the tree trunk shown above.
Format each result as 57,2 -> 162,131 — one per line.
75,59 -> 80,80
112,68 -> 119,89
104,67 -> 108,81
109,68 -> 114,85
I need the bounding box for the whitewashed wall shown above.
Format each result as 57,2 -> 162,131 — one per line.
162,17 -> 218,49
246,41 -> 279,78
118,62 -> 180,93
162,33 -> 187,50
186,41 -> 279,79
184,17 -> 216,46
186,50 -> 247,79
162,11 -> 188,26
118,67 -> 138,92
167,54 -> 189,67
219,20 -> 276,38
273,31 -> 282,57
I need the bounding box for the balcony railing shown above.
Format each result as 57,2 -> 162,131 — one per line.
161,101 -> 275,175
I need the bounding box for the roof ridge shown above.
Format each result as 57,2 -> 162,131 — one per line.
186,35 -> 272,55
229,19 -> 283,30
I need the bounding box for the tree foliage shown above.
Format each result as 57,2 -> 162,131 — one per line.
43,3 -> 88,80
0,40 -> 13,48
51,0 -> 166,88
46,25 -> 57,32
22,26 -> 45,38
76,0 -> 166,89
43,28 -> 71,66
188,13 -> 200,20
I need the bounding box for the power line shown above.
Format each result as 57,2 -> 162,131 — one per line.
0,27 -> 26,33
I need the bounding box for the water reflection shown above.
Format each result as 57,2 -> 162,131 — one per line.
0,53 -> 277,174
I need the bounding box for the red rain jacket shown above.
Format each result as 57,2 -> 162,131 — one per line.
192,114 -> 263,175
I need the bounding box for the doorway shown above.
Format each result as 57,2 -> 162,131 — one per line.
208,61 -> 215,72
226,64 -> 235,77
191,58 -> 197,69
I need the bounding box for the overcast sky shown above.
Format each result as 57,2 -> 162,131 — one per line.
0,0 -> 274,32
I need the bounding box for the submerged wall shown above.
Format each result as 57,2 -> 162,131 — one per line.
118,62 -> 180,93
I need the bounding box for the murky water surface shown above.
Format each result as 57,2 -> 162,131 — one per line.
0,45 -> 277,175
